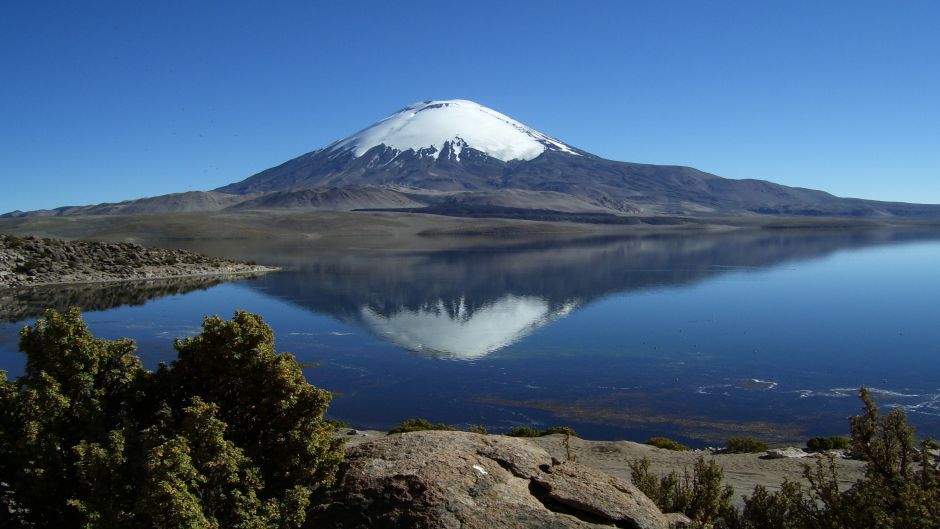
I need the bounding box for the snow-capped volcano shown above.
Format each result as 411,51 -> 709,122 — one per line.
9,98 -> 940,218
326,99 -> 578,162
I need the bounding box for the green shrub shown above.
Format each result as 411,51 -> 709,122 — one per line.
387,418 -> 455,434
0,308 -> 343,529
631,387 -> 940,529
726,437 -> 769,453
646,436 -> 689,451
806,436 -> 850,451
467,424 -> 488,434
629,455 -> 735,527
541,426 -> 578,437
505,425 -> 577,438
506,426 -> 542,437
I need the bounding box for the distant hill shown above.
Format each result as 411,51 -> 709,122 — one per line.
1,191 -> 248,218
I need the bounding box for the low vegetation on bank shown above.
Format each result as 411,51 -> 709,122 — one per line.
387,418 -> 455,434
385,419 -> 577,439
631,388 -> 940,529
646,436 -> 690,451
724,437 -> 770,454
806,436 -> 850,452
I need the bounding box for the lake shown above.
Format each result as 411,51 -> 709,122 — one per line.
2,228 -> 939,447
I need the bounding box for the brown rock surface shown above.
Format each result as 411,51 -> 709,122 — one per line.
0,234 -> 275,288
315,430 -> 688,529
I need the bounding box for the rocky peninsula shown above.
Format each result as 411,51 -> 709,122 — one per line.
0,234 -> 276,288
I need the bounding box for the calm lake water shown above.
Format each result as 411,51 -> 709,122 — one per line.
2,228 -> 939,446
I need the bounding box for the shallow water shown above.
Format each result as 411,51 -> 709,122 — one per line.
2,228 -> 939,446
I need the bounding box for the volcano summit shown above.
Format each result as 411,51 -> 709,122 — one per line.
6,99 -> 940,219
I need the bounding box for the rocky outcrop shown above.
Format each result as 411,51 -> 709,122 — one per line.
0,234 -> 276,288
763,447 -> 811,459
314,430 -> 689,529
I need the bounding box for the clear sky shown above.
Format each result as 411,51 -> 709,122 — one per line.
1,1 -> 938,213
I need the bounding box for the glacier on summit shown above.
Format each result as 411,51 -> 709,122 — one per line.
326,99 -> 579,162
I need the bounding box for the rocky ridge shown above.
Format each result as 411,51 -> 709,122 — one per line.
315,430 -> 690,529
0,234 -> 276,288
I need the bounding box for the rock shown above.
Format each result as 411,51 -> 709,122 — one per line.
314,430 -> 678,529
664,512 -> 693,528
0,234 -> 275,289
763,447 -> 810,459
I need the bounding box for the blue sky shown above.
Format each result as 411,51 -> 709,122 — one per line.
1,1 -> 938,213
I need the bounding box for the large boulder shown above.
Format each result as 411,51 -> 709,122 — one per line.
314,430 -> 689,529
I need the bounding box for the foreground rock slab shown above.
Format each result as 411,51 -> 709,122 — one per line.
315,430 -> 689,529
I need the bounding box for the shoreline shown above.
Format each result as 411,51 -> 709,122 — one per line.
0,266 -> 278,290
0,234 -> 279,290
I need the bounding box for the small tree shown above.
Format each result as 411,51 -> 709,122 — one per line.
841,387 -> 940,528
685,387 -> 940,529
0,308 -> 342,529
629,456 -> 735,528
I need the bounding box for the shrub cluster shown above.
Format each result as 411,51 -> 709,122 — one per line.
630,456 -> 735,527
0,308 -> 343,529
387,418 -> 455,434
632,388 -> 940,529
806,435 -> 850,451
646,436 -> 690,451
725,437 -> 769,453
506,425 -> 578,438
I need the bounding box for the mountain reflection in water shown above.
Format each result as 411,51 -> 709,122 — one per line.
240,228 -> 940,360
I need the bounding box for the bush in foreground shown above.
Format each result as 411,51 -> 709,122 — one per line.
632,388 -> 940,529
0,308 -> 343,528
630,455 -> 735,528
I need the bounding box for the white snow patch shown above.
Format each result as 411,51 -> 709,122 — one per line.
328,99 -> 579,162
472,464 -> 488,476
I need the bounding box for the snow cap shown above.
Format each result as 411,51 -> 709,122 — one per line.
328,99 -> 578,162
